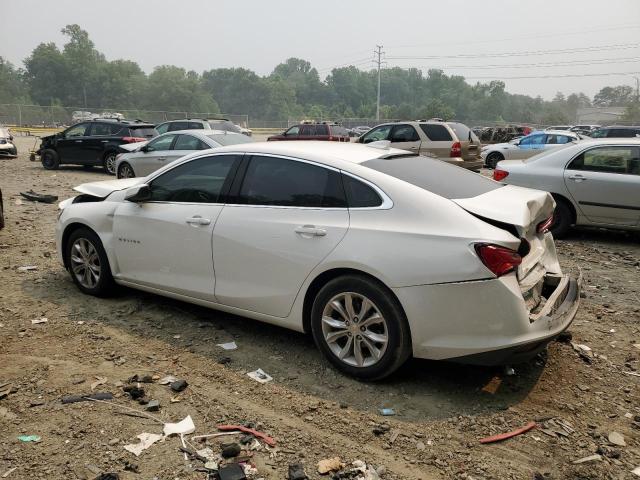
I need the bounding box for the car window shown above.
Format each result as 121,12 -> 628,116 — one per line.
300,125 -> 314,136
362,125 -> 392,143
189,122 -> 205,130
447,123 -> 473,141
610,128 -> 639,138
546,134 -> 572,145
129,126 -> 157,138
206,133 -> 254,146
314,125 -> 329,135
520,134 -> 546,146
65,123 -> 89,137
419,124 -> 453,141
169,121 -> 189,131
174,134 -> 206,150
90,123 -> 122,136
390,124 -> 420,142
239,156 -> 346,208
342,175 -> 382,208
285,126 -> 300,136
149,155 -> 238,203
590,129 -> 607,138
147,134 -> 177,151
568,147 -> 640,175
330,125 -> 348,137
155,123 -> 169,135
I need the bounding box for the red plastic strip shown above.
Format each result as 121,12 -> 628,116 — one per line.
217,424 -> 276,446
479,422 -> 537,444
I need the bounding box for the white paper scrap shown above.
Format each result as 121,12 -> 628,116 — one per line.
163,415 -> 195,437
123,432 -> 163,456
247,368 -> 273,384
217,341 -> 237,350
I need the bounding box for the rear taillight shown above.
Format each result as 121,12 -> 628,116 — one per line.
122,136 -> 146,143
450,141 -> 461,157
493,169 -> 509,181
475,243 -> 522,277
537,215 -> 554,234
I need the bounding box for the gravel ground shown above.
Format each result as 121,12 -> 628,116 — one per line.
1,135 -> 639,479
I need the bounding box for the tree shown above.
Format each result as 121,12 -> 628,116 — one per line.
145,66 -> 218,113
593,85 -> 634,107
0,57 -> 29,104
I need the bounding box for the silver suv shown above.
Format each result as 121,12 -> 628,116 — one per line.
358,121 -> 483,170
155,119 -> 252,136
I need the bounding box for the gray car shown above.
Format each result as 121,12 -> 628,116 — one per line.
0,128 -> 17,158
493,139 -> 640,237
115,129 -> 253,178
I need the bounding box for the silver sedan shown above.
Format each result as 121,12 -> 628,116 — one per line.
493,138 -> 640,237
115,129 -> 253,178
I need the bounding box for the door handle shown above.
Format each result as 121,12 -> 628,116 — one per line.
295,225 -> 327,237
75,140 -> 83,143
568,174 -> 587,181
185,216 -> 211,225
157,157 -> 167,161
101,140 -> 109,143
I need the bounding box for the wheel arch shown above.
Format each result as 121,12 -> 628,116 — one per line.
301,267 -> 409,336
61,222 -> 101,270
117,160 -> 135,178
550,192 -> 577,224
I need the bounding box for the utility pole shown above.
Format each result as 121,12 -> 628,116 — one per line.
374,45 -> 384,120
634,76 -> 640,100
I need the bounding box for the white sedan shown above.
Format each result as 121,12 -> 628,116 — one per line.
56,142 -> 580,379
115,129 -> 253,178
482,130 -> 580,168
493,138 -> 640,237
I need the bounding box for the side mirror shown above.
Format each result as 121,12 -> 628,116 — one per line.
124,184 -> 151,203
140,145 -> 151,153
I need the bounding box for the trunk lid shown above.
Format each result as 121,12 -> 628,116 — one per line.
74,178 -> 141,198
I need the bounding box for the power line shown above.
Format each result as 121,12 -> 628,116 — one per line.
388,56 -> 640,70
462,71 -> 640,80
316,57 -> 373,74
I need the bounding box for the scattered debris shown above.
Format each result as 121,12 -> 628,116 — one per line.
479,422 -> 537,444
556,331 -> 573,343
317,457 -> 344,475
123,384 -> 145,399
571,343 -> 593,363
572,454 -> 602,464
158,375 -> 178,385
217,341 -> 238,350
1,467 -> 17,478
247,368 -> 273,383
217,424 -> 276,446
170,379 -> 188,392
90,376 -> 107,391
631,466 -> 640,477
221,442 -> 241,458
218,463 -> 246,480
482,376 -> 502,394
164,415 -> 196,436
204,461 -> 219,471
123,432 -> 163,456
379,407 -> 395,416
17,265 -> 37,272
504,366 -> 516,376
145,399 -> 160,412
0,382 -> 14,399
288,463 -> 308,480
128,374 -> 153,383
608,431 -> 626,447
94,474 -> 120,480
31,317 -> 48,324
61,392 -> 113,404
17,435 -> 41,443
20,190 -> 58,204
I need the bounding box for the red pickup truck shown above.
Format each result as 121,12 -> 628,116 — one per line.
267,123 -> 351,142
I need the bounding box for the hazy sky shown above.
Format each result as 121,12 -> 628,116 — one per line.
3,0 -> 640,100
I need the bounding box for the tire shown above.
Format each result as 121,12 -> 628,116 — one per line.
65,227 -> 115,297
485,152 -> 503,169
103,151 -> 118,175
41,149 -> 59,170
311,275 -> 412,380
117,162 -> 135,179
550,199 -> 573,239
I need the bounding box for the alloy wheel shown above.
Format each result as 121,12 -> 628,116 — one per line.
104,154 -> 117,174
119,164 -> 134,178
321,292 -> 389,367
70,238 -> 101,289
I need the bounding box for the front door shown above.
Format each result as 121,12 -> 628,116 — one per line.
212,154 -> 349,318
564,146 -> 640,226
112,154 -> 241,300
389,124 -> 421,153
134,133 -> 178,177
57,122 -> 92,162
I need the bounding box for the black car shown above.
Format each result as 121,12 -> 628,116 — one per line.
37,120 -> 157,174
590,126 -> 640,138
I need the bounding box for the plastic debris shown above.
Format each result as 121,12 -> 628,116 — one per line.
90,377 -> 107,391
317,457 -> 344,474
17,266 -> 38,272
632,466 -> 640,477
218,463 -> 246,480
17,435 -> 41,442
247,368 -> 272,383
1,467 -> 17,478
61,392 -> 113,404
217,341 -> 238,350
158,375 -> 178,385
170,379 -> 188,392
379,408 -> 395,416
204,461 -> 219,471
31,317 -> 48,325
20,191 -> 58,204
123,433 -> 163,456
479,421 -> 536,444
217,424 -> 276,446
573,454 -> 602,464
163,415 -> 195,436
145,400 -> 160,412
288,463 -> 308,480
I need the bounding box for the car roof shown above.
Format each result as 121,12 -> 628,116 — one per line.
158,129 -> 240,138
531,130 -> 578,136
202,141 -> 409,167
598,125 -> 640,129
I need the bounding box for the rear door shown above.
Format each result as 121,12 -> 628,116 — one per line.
57,122 -> 92,162
389,124 -> 421,153
171,134 -> 210,163
512,133 -> 546,159
134,134 -> 178,176
212,154 -> 349,317
564,145 -> 640,226
85,122 -> 123,163
417,123 -> 453,157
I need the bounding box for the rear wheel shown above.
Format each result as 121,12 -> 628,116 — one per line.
311,275 -> 411,380
117,162 -> 135,179
103,151 -> 117,175
65,227 -> 115,297
41,149 -> 59,170
550,199 -> 573,238
485,152 -> 503,169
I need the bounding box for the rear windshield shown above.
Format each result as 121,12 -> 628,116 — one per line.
447,122 -> 477,142
129,126 -> 157,138
206,133 -> 253,146
419,124 -> 453,141
208,121 -> 242,134
363,155 -> 502,199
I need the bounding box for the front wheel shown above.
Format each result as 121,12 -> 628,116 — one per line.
66,227 -> 115,297
311,275 -> 412,380
117,162 -> 135,179
103,152 -> 118,175
550,200 -> 573,239
41,149 -> 59,170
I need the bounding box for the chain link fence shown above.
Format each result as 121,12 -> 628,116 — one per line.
0,104 -> 249,129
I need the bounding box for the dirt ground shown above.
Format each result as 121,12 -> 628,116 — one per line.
1,135 -> 639,479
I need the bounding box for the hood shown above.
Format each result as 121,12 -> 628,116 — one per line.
453,184 -> 554,235
119,140 -> 148,152
74,178 -> 141,198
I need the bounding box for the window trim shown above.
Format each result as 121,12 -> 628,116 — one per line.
565,145 -> 640,175
341,171 -> 393,210
147,133 -> 179,152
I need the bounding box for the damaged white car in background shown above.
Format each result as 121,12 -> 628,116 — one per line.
55,142 -> 581,379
